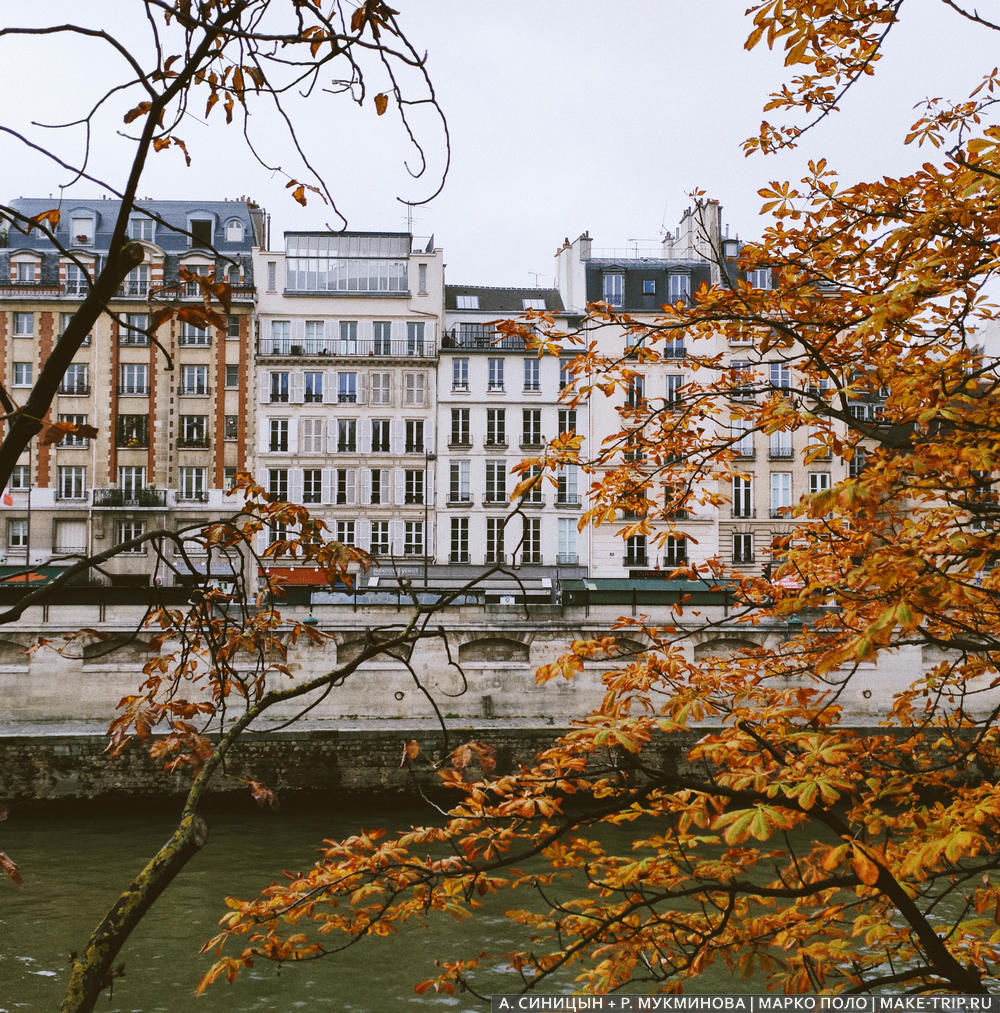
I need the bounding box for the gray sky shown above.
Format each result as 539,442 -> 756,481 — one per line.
2,1 -> 997,285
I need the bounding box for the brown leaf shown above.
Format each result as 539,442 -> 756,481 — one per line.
28,209 -> 60,231
374,92 -> 389,116
123,101 -> 152,124
400,739 -> 420,767
0,852 -> 23,889
38,421 -> 98,447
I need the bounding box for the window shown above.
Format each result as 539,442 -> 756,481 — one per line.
404,469 -> 424,504
403,372 -> 425,406
337,372 -> 357,403
123,264 -> 149,297
369,372 -> 391,405
809,472 -> 831,494
224,467 -> 237,491
270,320 -> 290,354
13,313 -> 33,336
663,535 -> 688,567
485,460 -> 506,503
522,465 -> 543,504
189,218 -> 213,246
418,263 -> 427,295
603,273 -> 624,307
664,336 -> 686,359
301,418 -> 324,454
370,521 -> 390,556
665,374 -> 683,406
182,264 -> 212,297
407,321 -> 425,355
58,313 -> 90,346
368,468 -> 388,505
57,465 -> 87,500
450,408 -> 470,446
371,420 -> 390,453
116,520 -> 146,553
626,375 -> 645,409
335,469 -> 356,505
7,518 -> 27,550
303,469 -> 322,504
522,409 -> 543,447
10,465 -> 29,491
335,521 -> 356,546
488,358 -> 504,391
485,517 -> 505,564
732,475 -> 754,518
180,365 -> 208,396
559,360 -> 573,391
225,219 -> 244,242
668,274 -> 690,303
404,419 -> 424,454
58,414 -> 89,447
769,431 -> 793,459
119,466 -> 147,499
558,518 -> 577,564
625,534 -> 647,567
558,408 -> 577,436
269,371 -> 289,403
731,419 -> 754,457
227,315 -> 240,339
748,267 -> 771,289
403,521 -> 424,557
179,320 -> 209,346
450,517 -> 469,562
770,362 -> 791,390
373,321 -> 392,355
224,416 -> 239,442
269,419 -> 289,453
60,364 -> 89,395
849,448 -> 867,479
179,415 -> 207,448
456,294 -> 479,310
13,363 -> 32,387
770,472 -> 792,516
557,465 -> 579,505
449,460 -> 471,504
121,313 -> 150,345
337,419 -> 357,453
225,364 -> 240,389
267,468 -> 288,500
16,262 -> 36,283
733,532 -> 754,564
266,261 -> 277,291
129,217 -> 154,241
523,297 -> 546,310
452,357 -> 469,391
523,358 -> 540,392
65,264 -> 87,296
486,408 -> 506,447
522,516 -> 542,563
642,279 -> 656,295
71,215 -> 94,245
179,467 -> 207,501
339,321 -> 358,355
730,360 -> 756,399
267,521 -> 289,546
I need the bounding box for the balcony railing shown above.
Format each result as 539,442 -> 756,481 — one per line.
557,552 -> 578,565
118,280 -> 149,297
59,384 -> 90,396
93,488 -> 168,508
0,283 -> 64,298
118,386 -> 150,396
178,334 -> 211,347
177,437 -> 210,449
179,385 -> 210,396
442,327 -> 527,350
258,338 -> 434,358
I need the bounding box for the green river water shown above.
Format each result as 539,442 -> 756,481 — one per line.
0,800 -> 741,1012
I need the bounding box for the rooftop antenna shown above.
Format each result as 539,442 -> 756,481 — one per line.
528,271 -> 545,287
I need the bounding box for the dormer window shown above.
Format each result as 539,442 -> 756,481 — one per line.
71,215 -> 95,246
602,272 -> 624,308
723,240 -> 740,259
225,219 -> 244,242
15,262 -> 36,284
129,217 -> 154,241
456,295 -> 479,310
522,298 -> 546,310
668,273 -> 690,303
189,218 -> 213,247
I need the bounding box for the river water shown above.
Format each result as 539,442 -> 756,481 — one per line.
0,800 -> 739,1011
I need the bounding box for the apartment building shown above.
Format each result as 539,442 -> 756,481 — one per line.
0,197 -> 260,585
438,285 -> 587,577
252,232 -> 443,583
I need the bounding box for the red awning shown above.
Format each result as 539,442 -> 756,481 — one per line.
259,567 -> 330,586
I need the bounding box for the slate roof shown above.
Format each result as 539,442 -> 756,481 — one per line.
445,285 -> 564,313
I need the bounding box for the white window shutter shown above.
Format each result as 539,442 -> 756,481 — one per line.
358,418 -> 371,452
394,468 -> 404,506
288,421 -> 299,454
361,468 -> 372,505
357,520 -> 371,552
258,372 -> 269,404
425,418 -> 435,454
323,369 -> 337,404
356,373 -> 366,405
290,371 -> 304,404
321,468 -> 333,505
392,519 -> 405,556
347,469 -> 358,505
259,417 -> 270,454
289,468 -> 304,504
390,419 -> 403,455
326,418 -> 338,452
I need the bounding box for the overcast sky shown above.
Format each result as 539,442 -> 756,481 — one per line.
2,1 -> 997,285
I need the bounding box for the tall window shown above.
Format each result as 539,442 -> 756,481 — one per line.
301,418 -> 324,454
337,419 -> 357,453
304,372 -> 324,403
731,419 -> 754,457
488,358 -> 504,391
450,517 -> 469,562
450,408 -> 470,446
452,357 -> 469,391
339,321 -> 358,354
304,320 -> 325,353
732,475 -> 754,518
224,416 -> 239,441
335,521 -> 356,546
668,273 -> 690,303
406,321 -> 425,355
521,516 -> 542,564
373,321 -> 392,355
770,362 -> 792,390
269,371 -> 289,404
371,419 -> 390,453
663,535 -> 688,567
10,465 -> 29,491
180,415 -> 208,447
449,460 -> 470,504
522,409 -> 542,447
603,273 -> 624,307
665,374 -> 683,406
116,520 -> 146,553
179,467 -> 207,501
626,375 -> 645,409
521,466 -> 543,505
769,431 -> 793,459
485,517 -> 505,563
369,372 -> 391,405
558,518 -> 577,564
8,519 -> 28,550
368,468 -> 388,505
14,312 -> 34,336
485,460 -> 506,503
65,265 -> 87,296
809,472 -> 831,494
335,469 -> 356,505
625,534 -> 647,567
404,419 -> 424,453
770,472 -> 792,516
403,521 -> 424,556
523,358 -> 540,392
57,465 -> 87,500
60,364 -> 89,395
180,365 -> 208,395
57,414 -> 89,447
404,469 -> 424,505
118,313 -> 149,346
270,320 -> 290,353
119,466 -> 146,499
849,448 -> 867,479
123,264 -> 149,297
403,372 -> 425,405
733,532 -> 754,564
269,419 -> 289,453
557,465 -> 579,505
267,468 -> 288,500
370,521 -> 390,556
225,364 -> 240,389
558,409 -> 577,436
338,372 -> 358,403
486,408 -> 506,447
